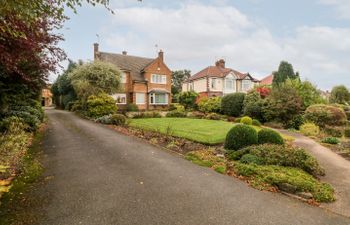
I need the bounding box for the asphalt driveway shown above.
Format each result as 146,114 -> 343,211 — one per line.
37,109 -> 350,225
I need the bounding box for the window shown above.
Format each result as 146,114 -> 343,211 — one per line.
121,72 -> 127,83
242,80 -> 252,91
151,74 -> 167,84
211,78 -> 217,89
150,93 -> 168,105
190,82 -> 194,91
225,78 -> 234,90
112,93 -> 127,104
136,93 -> 145,105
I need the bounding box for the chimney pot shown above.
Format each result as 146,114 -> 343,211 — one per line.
122,51 -> 127,55
215,59 -> 225,68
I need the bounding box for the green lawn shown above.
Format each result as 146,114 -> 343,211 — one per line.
129,118 -> 246,145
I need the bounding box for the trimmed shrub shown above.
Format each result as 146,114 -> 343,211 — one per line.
258,128 -> 284,145
252,119 -> 261,127
224,124 -> 258,151
240,116 -> 253,125
322,137 -> 340,145
221,93 -> 246,117
243,91 -> 265,122
228,144 -> 324,176
126,103 -> 139,112
133,111 -> 162,119
166,110 -> 187,118
300,122 -> 320,137
304,104 -> 347,127
324,126 -> 343,138
345,127 -> 350,138
286,114 -> 304,130
110,114 -> 127,125
205,113 -> 221,120
198,97 -> 221,113
169,103 -> 185,112
234,118 -> 241,123
86,93 -> 117,118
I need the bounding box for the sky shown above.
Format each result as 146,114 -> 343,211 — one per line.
55,0 -> 350,90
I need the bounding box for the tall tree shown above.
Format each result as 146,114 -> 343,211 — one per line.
272,61 -> 299,86
329,85 -> 350,104
171,70 -> 191,96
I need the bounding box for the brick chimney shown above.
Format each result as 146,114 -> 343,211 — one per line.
215,59 -> 225,68
122,51 -> 127,55
93,43 -> 99,60
158,50 -> 164,62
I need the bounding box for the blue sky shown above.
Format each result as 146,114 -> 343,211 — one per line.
55,0 -> 350,90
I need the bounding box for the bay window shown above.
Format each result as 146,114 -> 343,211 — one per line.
150,93 -> 168,105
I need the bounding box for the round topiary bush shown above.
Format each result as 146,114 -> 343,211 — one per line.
252,119 -> 262,127
110,114 -> 126,125
240,116 -> 253,125
304,104 -> 347,127
258,128 -> 284,145
300,122 -> 320,137
86,93 -> 118,118
224,124 -> 258,151
221,93 -> 246,117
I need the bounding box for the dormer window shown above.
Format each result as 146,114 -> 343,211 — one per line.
151,74 -> 166,84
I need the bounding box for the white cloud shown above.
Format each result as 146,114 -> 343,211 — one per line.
100,3 -> 350,90
319,0 -> 350,19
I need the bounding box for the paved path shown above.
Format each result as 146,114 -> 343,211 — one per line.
279,129 -> 350,217
37,109 -> 350,225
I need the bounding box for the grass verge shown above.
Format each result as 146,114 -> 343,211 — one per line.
0,126 -> 45,225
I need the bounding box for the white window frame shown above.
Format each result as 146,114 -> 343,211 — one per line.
112,93 -> 127,105
149,93 -> 168,105
242,80 -> 252,92
211,78 -> 217,90
151,74 -> 167,84
135,93 -> 145,105
225,78 -> 235,90
120,72 -> 127,83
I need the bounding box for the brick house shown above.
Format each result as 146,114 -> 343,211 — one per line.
93,43 -> 172,110
260,74 -> 273,86
182,59 -> 259,98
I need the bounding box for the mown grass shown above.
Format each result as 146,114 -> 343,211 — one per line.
129,118 -> 293,145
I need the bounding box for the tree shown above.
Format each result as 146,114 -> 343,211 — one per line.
243,91 -> 265,122
171,70 -> 191,96
177,91 -> 198,109
69,61 -> 121,105
329,85 -> 350,104
272,61 -> 299,86
286,79 -> 325,108
221,93 -> 246,117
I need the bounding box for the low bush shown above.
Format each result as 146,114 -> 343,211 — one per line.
240,116 -> 253,125
177,91 -> 198,109
169,103 -> 185,112
323,126 -> 343,138
304,104 -> 347,127
322,137 -> 340,145
345,127 -> 350,138
300,122 -> 320,137
258,128 -> 284,145
240,154 -> 264,165
198,97 -> 221,113
228,144 -> 324,176
224,124 -> 258,151
221,93 -> 246,117
70,100 -> 83,112
252,119 -> 261,127
86,93 -> 117,118
110,114 -> 126,125
233,162 -> 334,202
133,111 -> 162,119
185,150 -> 226,173
166,110 -> 187,118
286,115 -> 304,130
6,111 -> 40,131
188,111 -> 205,119
205,113 -> 221,120
234,118 -> 241,123
126,103 -> 139,112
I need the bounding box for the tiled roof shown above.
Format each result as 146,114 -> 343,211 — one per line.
260,74 -> 273,85
188,65 -> 256,81
98,52 -> 155,81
